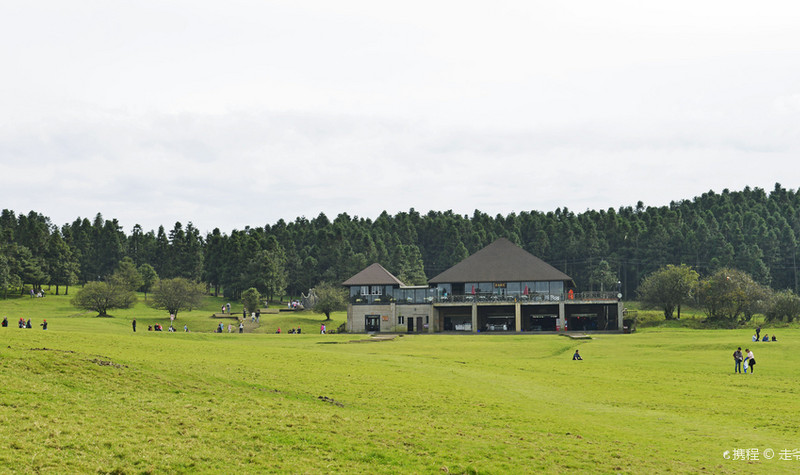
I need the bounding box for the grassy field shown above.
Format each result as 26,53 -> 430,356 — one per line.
1,293 -> 798,473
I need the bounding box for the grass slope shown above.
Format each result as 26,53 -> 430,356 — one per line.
0,294 -> 797,473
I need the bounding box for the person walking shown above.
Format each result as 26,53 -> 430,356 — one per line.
132,318 -> 137,332
746,349 -> 756,373
733,347 -> 743,373
755,326 -> 761,341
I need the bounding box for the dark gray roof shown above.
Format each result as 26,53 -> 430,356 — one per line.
429,238 -> 574,285
342,263 -> 405,286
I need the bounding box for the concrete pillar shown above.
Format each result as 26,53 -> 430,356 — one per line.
515,302 -> 522,332
346,304 -> 353,332
558,301 -> 566,331
472,303 -> 478,334
617,302 -> 624,331
430,305 -> 438,333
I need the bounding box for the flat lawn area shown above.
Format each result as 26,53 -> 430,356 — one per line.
0,294 -> 797,473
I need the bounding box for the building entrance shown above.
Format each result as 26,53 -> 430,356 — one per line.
365,315 -> 380,332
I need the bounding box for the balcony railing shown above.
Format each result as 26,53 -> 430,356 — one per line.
350,291 -> 620,305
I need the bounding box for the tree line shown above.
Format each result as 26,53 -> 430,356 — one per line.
1,183 -> 799,301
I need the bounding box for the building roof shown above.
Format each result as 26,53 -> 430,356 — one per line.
342,263 -> 406,286
429,238 -> 574,285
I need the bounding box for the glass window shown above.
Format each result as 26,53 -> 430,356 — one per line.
507,282 -> 521,294
371,286 -> 382,295
360,286 -> 369,296
550,281 -> 564,295
535,281 -> 549,293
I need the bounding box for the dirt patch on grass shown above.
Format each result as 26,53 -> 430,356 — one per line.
318,396 -> 344,407
88,358 -> 128,369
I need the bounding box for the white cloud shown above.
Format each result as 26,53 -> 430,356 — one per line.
2,1 -> 800,233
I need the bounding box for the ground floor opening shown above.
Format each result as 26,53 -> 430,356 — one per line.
478,306 -> 516,332
565,304 -> 619,331
365,314 -> 380,332
440,307 -> 472,332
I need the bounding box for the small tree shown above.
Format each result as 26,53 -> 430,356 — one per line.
147,278 -> 204,319
637,264 -> 699,319
138,263 -> 158,300
311,281 -> 347,321
765,290 -> 800,323
71,281 -> 137,317
241,287 -> 262,316
698,268 -> 769,322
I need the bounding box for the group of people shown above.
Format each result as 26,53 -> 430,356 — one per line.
2,317 -> 46,329
753,326 -> 777,342
216,322 -> 245,333
733,347 -> 756,373
752,333 -> 776,342
144,322 -> 189,332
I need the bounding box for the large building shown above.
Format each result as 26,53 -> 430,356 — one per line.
344,238 -> 623,333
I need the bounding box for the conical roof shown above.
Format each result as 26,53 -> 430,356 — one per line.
342,263 -> 405,286
429,238 -> 574,285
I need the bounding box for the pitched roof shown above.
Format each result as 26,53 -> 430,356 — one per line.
341,263 -> 406,286
429,238 -> 574,284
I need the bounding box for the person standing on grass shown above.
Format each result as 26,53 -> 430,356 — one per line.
733,347 -> 743,373
747,349 -> 756,373
755,326 -> 761,341
40,319 -> 47,330
132,318 -> 137,332
239,321 -> 244,333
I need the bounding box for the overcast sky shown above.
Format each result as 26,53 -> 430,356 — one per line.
2,1 -> 799,234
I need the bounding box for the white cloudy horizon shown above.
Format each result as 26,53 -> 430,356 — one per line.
2,1 -> 800,234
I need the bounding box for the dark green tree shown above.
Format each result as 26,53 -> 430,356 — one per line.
637,264 -> 699,319
698,268 -> 770,322
311,281 -> 347,321
241,287 -> 262,316
147,278 -> 205,318
71,280 -> 137,317
114,257 -> 143,292
138,263 -> 158,300
765,289 -> 800,323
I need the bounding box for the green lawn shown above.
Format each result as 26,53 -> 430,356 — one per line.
0,293 -> 797,473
